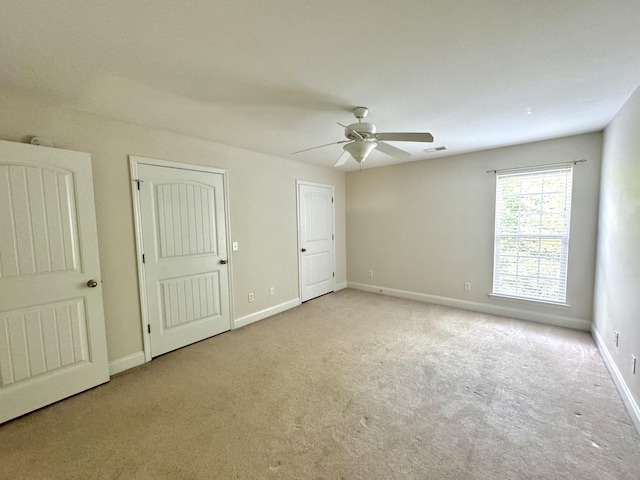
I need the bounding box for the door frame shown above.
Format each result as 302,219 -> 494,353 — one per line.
130,156 -> 234,362
296,180 -> 336,302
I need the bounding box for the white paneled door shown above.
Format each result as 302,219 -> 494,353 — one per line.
136,163 -> 230,357
0,140 -> 109,424
298,182 -> 335,302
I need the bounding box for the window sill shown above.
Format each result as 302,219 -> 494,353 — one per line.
488,293 -> 571,308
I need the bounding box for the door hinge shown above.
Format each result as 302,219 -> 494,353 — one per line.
134,179 -> 143,190
333,272 -> 335,277
331,197 -> 334,203
142,253 -> 145,264
147,324 -> 151,334
332,234 -> 334,240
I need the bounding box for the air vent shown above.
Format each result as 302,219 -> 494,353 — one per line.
424,146 -> 447,153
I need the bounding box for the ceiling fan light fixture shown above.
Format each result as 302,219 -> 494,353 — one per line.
344,141 -> 377,163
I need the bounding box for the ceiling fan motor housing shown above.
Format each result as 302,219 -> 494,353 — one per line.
345,122 -> 376,140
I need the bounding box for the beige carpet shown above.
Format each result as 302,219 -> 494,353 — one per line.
1,289 -> 639,479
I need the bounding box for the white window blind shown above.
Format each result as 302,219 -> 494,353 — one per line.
492,166 -> 573,303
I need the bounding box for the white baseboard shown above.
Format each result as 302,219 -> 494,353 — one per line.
335,282 -> 348,291
109,351 -> 145,376
234,298 -> 301,329
347,282 -> 591,331
592,327 -> 640,434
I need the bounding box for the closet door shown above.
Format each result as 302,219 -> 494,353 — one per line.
136,162 -> 231,357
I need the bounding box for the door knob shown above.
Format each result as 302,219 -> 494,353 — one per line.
301,248 -> 306,252
219,259 -> 228,265
87,279 -> 98,288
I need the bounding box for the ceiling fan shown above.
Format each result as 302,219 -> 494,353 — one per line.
292,107 -> 434,166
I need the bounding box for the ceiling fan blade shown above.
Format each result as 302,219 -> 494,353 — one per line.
337,122 -> 363,140
334,150 -> 350,167
292,140 -> 348,155
375,141 -> 411,160
375,132 -> 434,143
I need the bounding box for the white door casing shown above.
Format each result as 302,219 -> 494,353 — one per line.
298,181 -> 335,302
131,158 -> 231,358
0,140 -> 109,424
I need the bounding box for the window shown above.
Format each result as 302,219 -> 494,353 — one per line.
492,166 -> 573,304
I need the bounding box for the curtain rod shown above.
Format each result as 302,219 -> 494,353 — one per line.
486,159 -> 587,174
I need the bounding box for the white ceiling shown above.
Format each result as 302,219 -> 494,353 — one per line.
1,0 -> 640,170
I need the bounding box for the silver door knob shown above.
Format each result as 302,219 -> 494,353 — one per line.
219,259 -> 228,265
87,280 -> 98,288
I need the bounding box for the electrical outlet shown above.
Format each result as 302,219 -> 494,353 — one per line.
248,292 -> 255,302
632,355 -> 637,375
464,282 -> 471,291
615,330 -> 619,347
269,287 -> 275,296
368,270 -> 373,278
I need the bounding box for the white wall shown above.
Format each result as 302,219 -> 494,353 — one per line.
346,133 -> 602,329
593,83 -> 640,426
0,93 -> 346,362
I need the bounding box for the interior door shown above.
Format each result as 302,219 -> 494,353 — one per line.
0,140 -> 109,424
137,163 -> 230,357
298,182 -> 335,302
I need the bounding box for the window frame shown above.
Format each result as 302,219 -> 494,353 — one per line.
491,165 -> 574,305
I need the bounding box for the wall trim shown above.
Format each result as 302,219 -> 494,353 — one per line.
592,327 -> 640,434
347,282 -> 591,331
234,298 -> 301,329
335,282 -> 348,291
109,351 -> 146,376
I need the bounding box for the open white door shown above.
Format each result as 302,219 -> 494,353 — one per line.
0,140 -> 109,424
133,160 -> 231,358
298,181 -> 335,302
